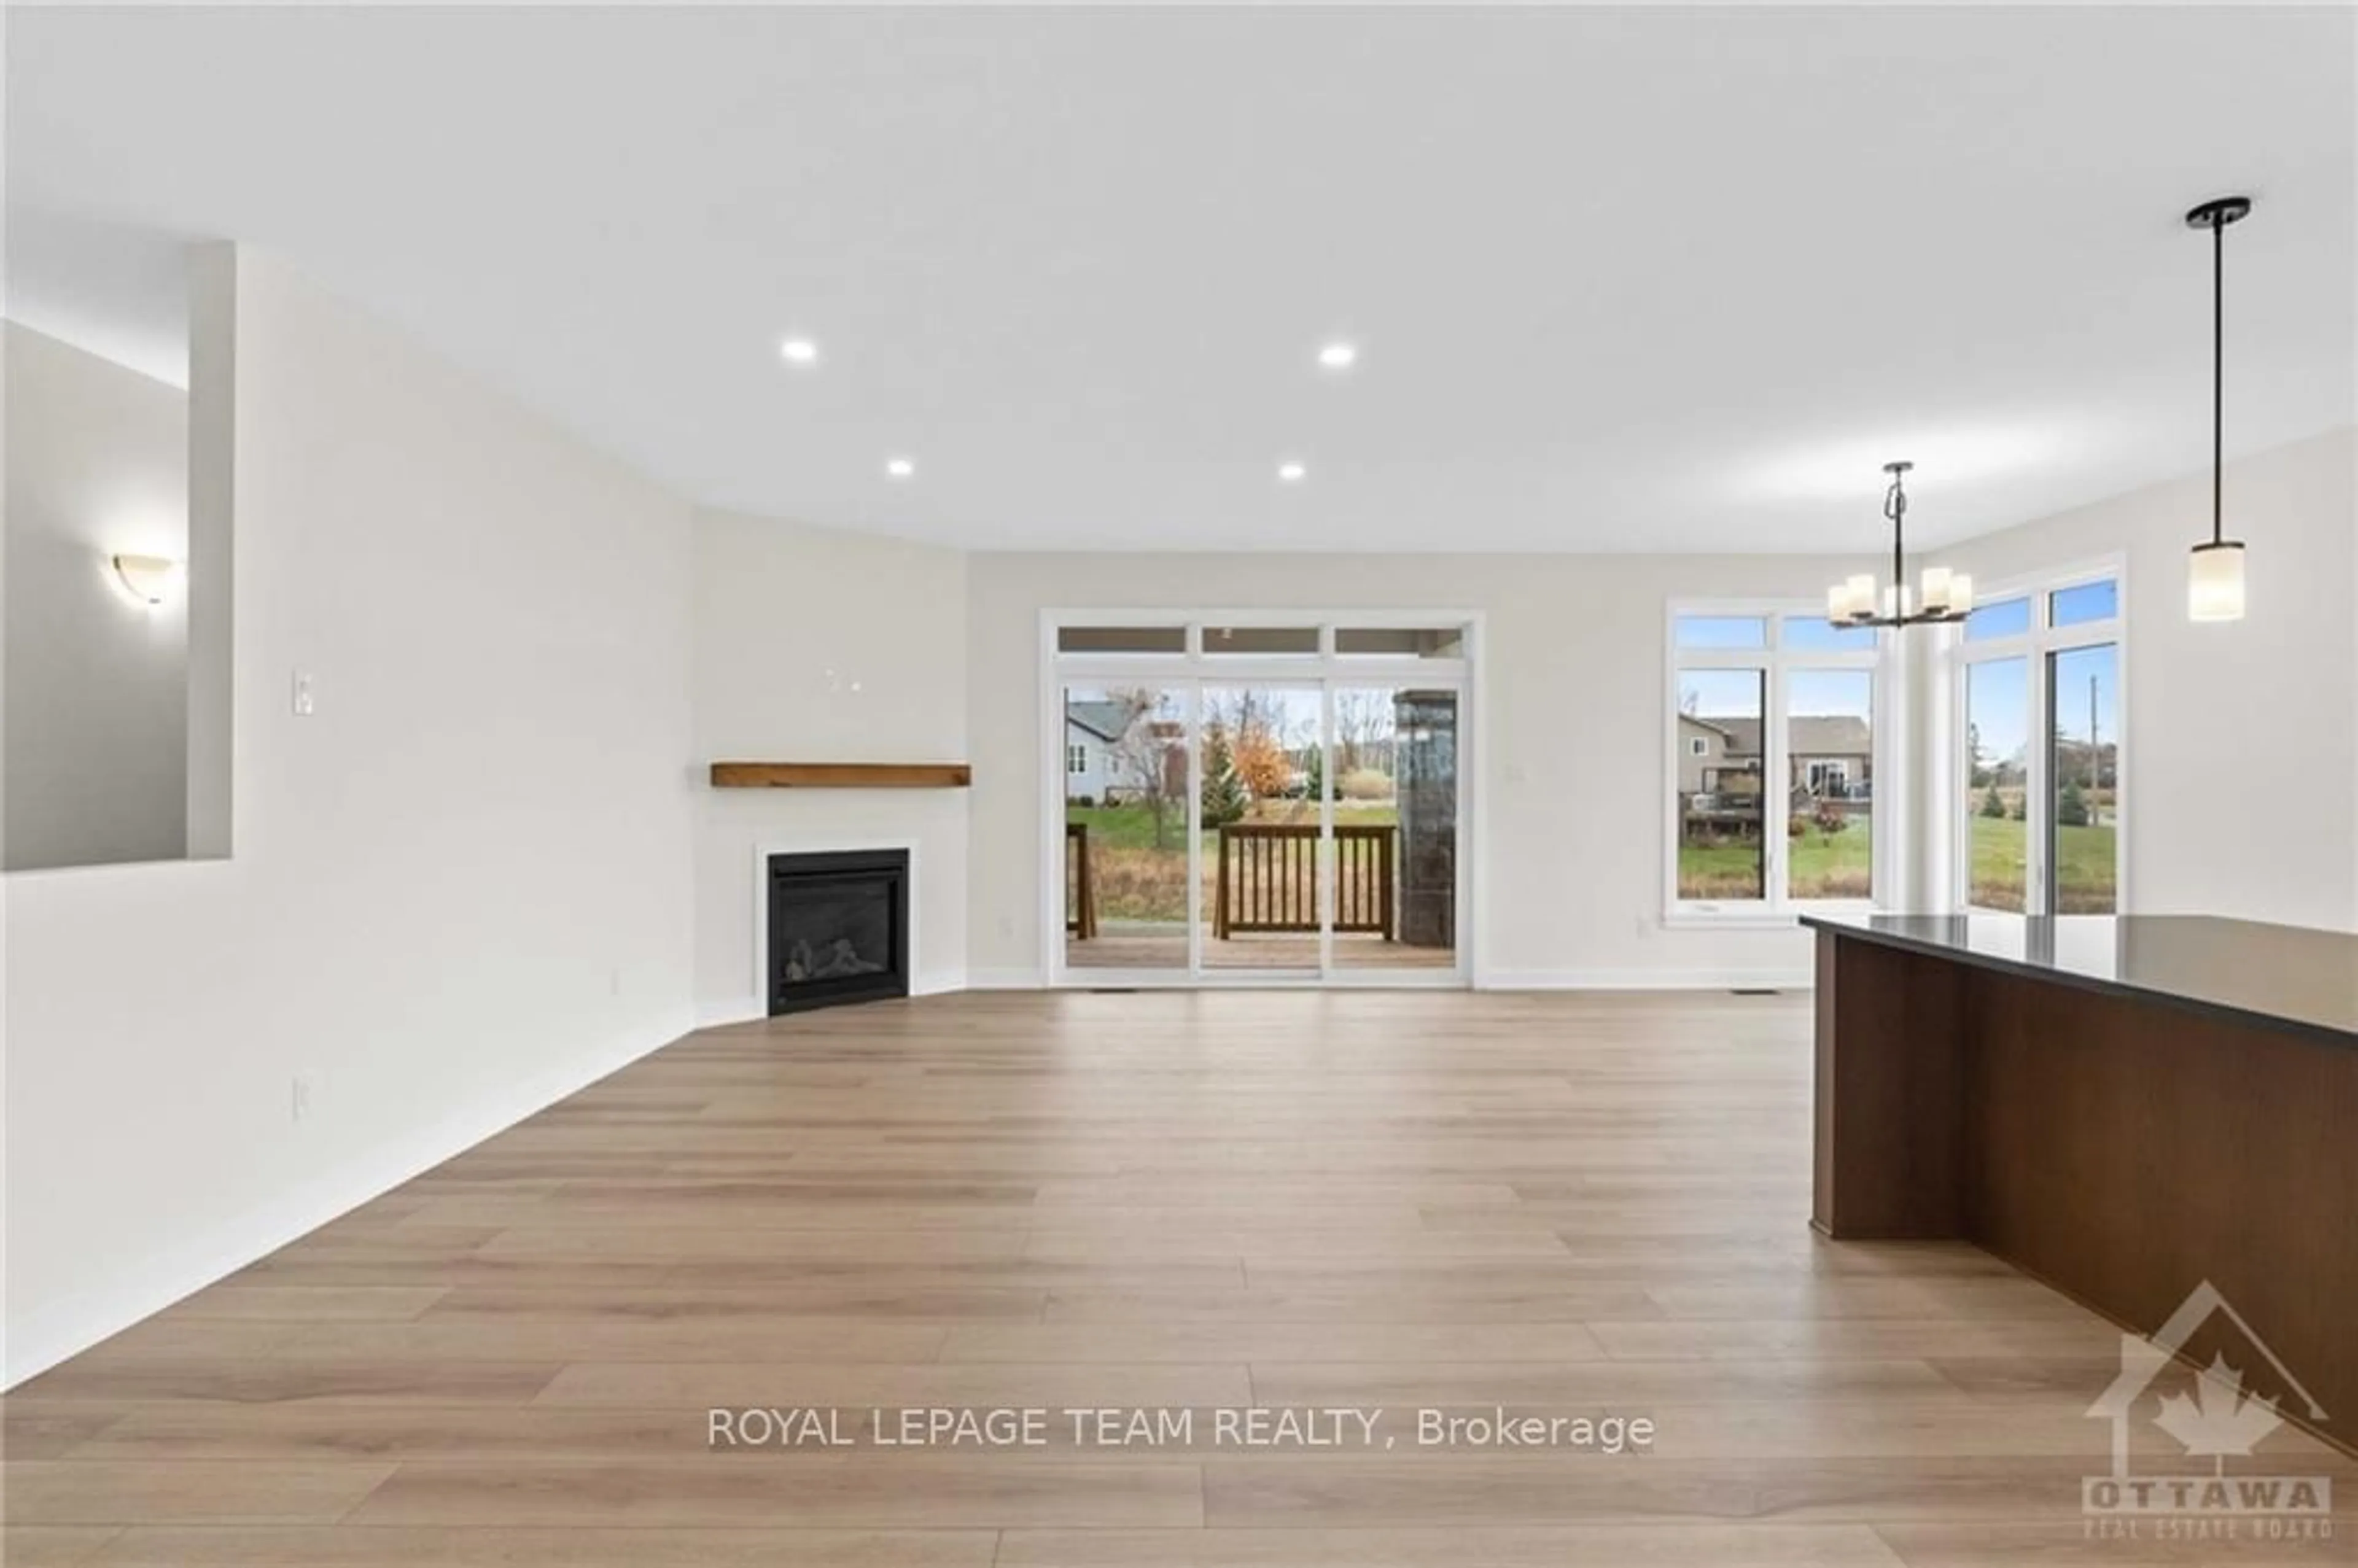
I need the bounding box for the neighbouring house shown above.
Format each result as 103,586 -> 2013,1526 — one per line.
1679,713 -> 1873,806
1065,701 -> 1185,803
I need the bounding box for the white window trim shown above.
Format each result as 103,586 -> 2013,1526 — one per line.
1945,557 -> 2128,916
1665,601 -> 1889,926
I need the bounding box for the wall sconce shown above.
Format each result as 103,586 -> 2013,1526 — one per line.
111,553 -> 184,607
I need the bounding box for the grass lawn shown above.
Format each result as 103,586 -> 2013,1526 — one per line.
1969,816 -> 2116,912
1678,821 -> 1873,901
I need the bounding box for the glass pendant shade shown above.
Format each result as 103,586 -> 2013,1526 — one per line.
2188,539 -> 2246,622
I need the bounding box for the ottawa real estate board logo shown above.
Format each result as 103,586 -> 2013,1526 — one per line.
2082,1281 -> 2332,1540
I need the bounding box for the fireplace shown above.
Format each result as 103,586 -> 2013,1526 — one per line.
765,848 -> 910,1015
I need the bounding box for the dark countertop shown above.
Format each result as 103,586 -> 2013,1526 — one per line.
1800,913 -> 2358,1049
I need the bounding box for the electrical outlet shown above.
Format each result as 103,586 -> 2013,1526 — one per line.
292,669 -> 317,717
291,1071 -> 321,1122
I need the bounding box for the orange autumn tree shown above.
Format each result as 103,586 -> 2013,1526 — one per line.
1231,721 -> 1292,801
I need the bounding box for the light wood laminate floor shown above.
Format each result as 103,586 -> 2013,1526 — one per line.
6,990 -> 2351,1566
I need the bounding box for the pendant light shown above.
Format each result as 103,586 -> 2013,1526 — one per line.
1826,461 -> 1972,628
2185,195 -> 2252,622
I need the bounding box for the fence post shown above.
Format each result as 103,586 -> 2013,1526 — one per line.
1215,826 -> 1230,939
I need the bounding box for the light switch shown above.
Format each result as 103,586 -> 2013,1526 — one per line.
292,670 -> 317,717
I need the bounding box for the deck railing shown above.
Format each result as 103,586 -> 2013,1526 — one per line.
1064,820 -> 1399,942
1215,823 -> 1395,939
1064,821 -> 1097,939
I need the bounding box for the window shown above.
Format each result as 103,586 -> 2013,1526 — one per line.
1952,571 -> 2122,914
1336,626 -> 1464,659
1203,625 -> 1318,656
1966,597 -> 2034,642
1671,607 -> 1882,915
1781,615 -> 1877,653
1673,615 -> 1768,650
2050,580 -> 2120,629
1066,743 -> 1089,774
1676,671 -> 1767,902
2049,642 -> 2120,912
1963,658 -> 2030,910
1057,625 -> 1186,654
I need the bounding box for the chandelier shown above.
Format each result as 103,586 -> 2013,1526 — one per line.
1826,460 -> 1974,629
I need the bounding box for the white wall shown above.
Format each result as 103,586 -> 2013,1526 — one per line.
964,553 -> 1875,988
1936,427 -> 2357,931
3,322 -> 189,871
691,508 -> 969,1018
2,250 -> 696,1382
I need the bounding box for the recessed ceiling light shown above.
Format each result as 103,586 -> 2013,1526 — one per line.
885,457 -> 916,479
1277,461 -> 1308,483
1316,341 -> 1358,371
779,336 -> 820,366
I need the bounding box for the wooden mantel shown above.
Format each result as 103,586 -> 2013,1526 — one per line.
709,762 -> 972,790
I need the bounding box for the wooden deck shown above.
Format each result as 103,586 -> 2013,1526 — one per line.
1067,924 -> 1458,972
6,990 -> 2349,1565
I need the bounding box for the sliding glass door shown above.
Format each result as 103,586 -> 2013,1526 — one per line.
1198,682 -> 1325,974
1328,683 -> 1459,975
1062,683 -> 1190,973
1051,621 -> 1471,987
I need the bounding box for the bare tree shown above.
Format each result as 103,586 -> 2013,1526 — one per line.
1332,690 -> 1390,774
1106,688 -> 1181,849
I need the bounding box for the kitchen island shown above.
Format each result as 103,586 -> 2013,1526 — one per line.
1804,912 -> 2357,1451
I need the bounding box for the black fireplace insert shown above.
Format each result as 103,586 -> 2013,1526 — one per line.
766,848 -> 909,1015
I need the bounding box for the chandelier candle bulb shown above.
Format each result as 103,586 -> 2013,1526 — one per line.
1921,566 -> 1953,615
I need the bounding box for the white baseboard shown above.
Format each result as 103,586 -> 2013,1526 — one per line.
1479,968 -> 1814,992
3,1007 -> 694,1389
950,968 -> 1808,995
965,968 -> 1047,990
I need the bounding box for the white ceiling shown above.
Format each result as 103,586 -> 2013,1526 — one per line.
9,6 -> 2352,554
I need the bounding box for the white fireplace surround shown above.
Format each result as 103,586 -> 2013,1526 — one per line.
701,837 -> 931,1027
